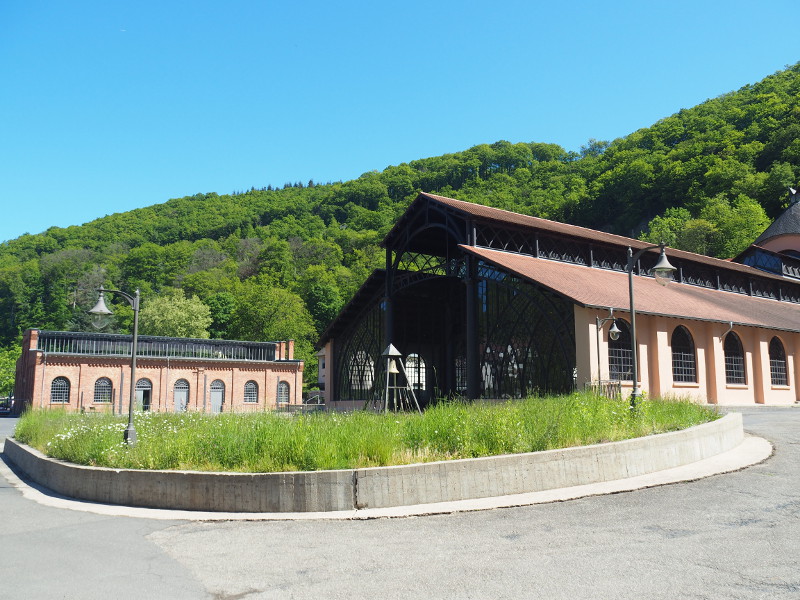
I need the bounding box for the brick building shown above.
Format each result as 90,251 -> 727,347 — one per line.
14,329 -> 303,414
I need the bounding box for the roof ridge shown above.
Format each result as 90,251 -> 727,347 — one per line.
420,193 -> 778,278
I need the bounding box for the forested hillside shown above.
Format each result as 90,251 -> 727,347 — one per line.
2,63 -> 799,390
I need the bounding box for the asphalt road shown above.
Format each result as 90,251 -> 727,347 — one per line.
1,407 -> 798,600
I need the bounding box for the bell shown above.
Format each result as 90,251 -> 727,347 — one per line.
388,359 -> 400,374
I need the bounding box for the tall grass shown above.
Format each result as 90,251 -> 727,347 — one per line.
14,392 -> 718,472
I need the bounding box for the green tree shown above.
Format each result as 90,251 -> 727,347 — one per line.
256,238 -> 295,287
296,266 -> 343,333
677,219 -> 720,255
206,291 -> 236,339
699,194 -> 770,257
228,279 -> 318,383
640,207 -> 692,248
0,345 -> 21,396
138,288 -> 212,338
228,280 -> 315,344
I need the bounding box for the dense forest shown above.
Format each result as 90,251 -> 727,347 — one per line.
2,63 -> 799,392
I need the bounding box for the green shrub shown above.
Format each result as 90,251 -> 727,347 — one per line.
14,393 -> 718,472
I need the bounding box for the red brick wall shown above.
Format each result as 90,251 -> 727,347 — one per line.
14,331 -> 304,413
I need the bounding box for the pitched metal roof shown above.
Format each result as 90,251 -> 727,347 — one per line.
461,246 -> 800,333
412,193 -> 790,283
319,194 -> 800,348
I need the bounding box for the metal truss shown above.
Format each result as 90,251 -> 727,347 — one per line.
477,263 -> 576,397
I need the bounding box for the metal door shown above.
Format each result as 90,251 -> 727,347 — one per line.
174,379 -> 189,412
136,379 -> 152,411
210,380 -> 225,414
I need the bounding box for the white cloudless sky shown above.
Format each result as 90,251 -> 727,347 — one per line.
1,0 -> 798,243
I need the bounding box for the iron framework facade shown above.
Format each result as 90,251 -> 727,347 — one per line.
321,193 -> 800,407
330,195 -> 577,404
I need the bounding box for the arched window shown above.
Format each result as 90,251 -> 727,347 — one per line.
244,380 -> 258,403
608,319 -> 632,381
50,377 -> 70,404
210,380 -> 225,414
724,332 -> 746,385
277,381 -> 290,404
94,377 -> 113,403
481,359 -> 495,395
769,337 -> 788,386
671,326 -> 697,383
350,351 -> 374,390
406,353 -> 426,391
174,379 -> 190,412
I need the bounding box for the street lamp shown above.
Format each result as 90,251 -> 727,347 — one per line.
89,286 -> 141,445
595,308 -> 620,387
626,243 -> 677,408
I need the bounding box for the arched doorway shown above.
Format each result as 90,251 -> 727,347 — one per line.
136,378 -> 153,411
210,380 -> 225,414
174,379 -> 189,412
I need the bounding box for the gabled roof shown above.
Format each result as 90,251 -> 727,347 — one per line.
461,246 -> 800,333
753,200 -> 800,246
390,193 -> 790,284
320,194 -> 800,347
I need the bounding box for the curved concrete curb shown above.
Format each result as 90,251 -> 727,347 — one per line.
3,413 -> 744,513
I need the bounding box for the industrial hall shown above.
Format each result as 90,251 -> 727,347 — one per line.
317,192 -> 800,408
14,329 -> 303,413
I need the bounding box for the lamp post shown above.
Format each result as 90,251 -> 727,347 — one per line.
626,243 -> 677,408
595,308 -> 620,387
89,286 -> 140,445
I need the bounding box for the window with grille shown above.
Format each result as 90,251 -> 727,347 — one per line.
277,381 -> 289,404
406,353 -> 426,390
724,332 -> 746,385
244,380 -> 258,403
350,351 -> 374,390
50,377 -> 70,403
769,337 -> 788,386
94,377 -> 113,403
608,320 -> 632,381
671,326 -> 697,383
455,356 -> 467,393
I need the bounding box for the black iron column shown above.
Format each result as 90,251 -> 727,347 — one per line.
385,246 -> 394,347
465,254 -> 479,399
444,301 -> 455,395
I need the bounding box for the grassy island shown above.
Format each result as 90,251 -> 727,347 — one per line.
14,393 -> 717,473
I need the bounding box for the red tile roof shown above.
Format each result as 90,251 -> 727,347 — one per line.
462,245 -> 800,333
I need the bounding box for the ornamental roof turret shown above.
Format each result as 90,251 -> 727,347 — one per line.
753,188 -> 800,249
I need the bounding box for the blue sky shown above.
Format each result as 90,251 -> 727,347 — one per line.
1,1 -> 798,243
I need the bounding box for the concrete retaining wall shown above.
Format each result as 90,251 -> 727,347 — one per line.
3,413 -> 743,512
